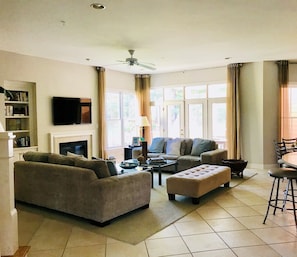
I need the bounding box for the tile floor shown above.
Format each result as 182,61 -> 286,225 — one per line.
17,169 -> 297,257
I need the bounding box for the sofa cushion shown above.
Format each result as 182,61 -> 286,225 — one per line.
48,153 -> 76,166
74,158 -> 110,179
180,138 -> 193,155
166,138 -> 181,155
23,151 -> 50,163
149,137 -> 165,153
92,156 -> 118,176
191,138 -> 216,156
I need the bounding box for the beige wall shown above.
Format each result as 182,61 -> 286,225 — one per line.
240,61 -> 278,169
0,50 -> 284,167
0,50 -> 134,157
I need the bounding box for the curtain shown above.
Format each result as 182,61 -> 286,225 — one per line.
135,74 -> 152,143
277,60 -> 289,140
96,67 -> 107,159
226,63 -> 242,159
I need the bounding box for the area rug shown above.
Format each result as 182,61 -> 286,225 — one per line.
16,169 -> 257,245
93,168 -> 257,245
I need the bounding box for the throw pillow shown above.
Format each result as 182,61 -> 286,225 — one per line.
92,156 -> 117,176
191,138 -> 216,156
23,151 -> 50,163
148,137 -> 165,153
74,158 -> 110,179
166,138 -> 181,155
48,153 -> 76,166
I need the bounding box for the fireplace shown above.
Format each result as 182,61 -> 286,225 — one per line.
59,140 -> 88,157
49,131 -> 94,159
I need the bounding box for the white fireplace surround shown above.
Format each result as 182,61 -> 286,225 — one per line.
49,131 -> 94,159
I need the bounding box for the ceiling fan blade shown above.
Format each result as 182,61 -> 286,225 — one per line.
138,62 -> 156,70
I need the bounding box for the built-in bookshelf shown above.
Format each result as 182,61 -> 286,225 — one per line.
3,81 -> 38,159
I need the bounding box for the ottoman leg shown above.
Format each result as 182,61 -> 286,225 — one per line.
168,193 -> 175,201
224,182 -> 230,187
192,197 -> 200,204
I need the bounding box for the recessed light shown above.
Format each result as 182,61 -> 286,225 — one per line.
90,3 -> 106,10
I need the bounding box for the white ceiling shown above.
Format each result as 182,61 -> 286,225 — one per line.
1,0 -> 297,74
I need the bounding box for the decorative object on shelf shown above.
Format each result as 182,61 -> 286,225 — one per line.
132,136 -> 140,146
138,116 -> 150,140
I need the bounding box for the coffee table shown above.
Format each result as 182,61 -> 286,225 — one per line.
141,160 -> 178,186
118,165 -> 154,188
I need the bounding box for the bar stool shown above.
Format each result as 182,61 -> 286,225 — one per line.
263,168 -> 297,225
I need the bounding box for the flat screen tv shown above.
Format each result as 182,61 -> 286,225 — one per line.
52,97 -> 92,125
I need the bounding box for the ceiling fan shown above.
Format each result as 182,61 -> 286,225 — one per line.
118,49 -> 156,70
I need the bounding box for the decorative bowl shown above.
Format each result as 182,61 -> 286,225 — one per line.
221,159 -> 248,177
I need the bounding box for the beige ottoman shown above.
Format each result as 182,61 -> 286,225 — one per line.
166,164 -> 231,204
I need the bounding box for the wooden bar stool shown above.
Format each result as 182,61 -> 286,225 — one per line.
263,168 -> 297,225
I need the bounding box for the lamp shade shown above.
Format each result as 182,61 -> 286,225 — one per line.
138,116 -> 150,127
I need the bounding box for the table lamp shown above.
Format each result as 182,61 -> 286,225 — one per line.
138,116 -> 150,140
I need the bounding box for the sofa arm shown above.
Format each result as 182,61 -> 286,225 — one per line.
88,171 -> 151,223
200,149 -> 227,165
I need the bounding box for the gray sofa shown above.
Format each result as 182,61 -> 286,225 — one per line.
14,152 -> 151,226
132,137 -> 227,172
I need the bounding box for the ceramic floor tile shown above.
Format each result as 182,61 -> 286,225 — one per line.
232,245 -> 281,257
270,242 -> 297,257
146,237 -> 189,257
207,217 -> 246,232
106,241 -> 148,257
28,248 -> 64,257
175,220 -> 213,236
148,224 -> 180,239
224,206 -> 261,217
192,249 -> 237,257
236,215 -> 276,229
28,219 -> 72,251
214,197 -> 246,208
196,207 -> 232,220
251,227 -> 297,244
218,230 -> 265,248
183,233 -> 228,252
177,210 -> 204,223
63,245 -> 105,257
66,227 -> 106,247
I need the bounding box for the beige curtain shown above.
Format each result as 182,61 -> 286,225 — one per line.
135,74 -> 152,143
277,60 -> 289,140
96,67 -> 107,159
226,63 -> 242,159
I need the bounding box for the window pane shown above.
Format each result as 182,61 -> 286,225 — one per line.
106,92 -> 120,119
208,84 -> 226,98
164,87 -> 183,100
212,103 -> 226,141
122,93 -> 137,118
107,120 -> 122,147
185,85 -> 207,99
150,88 -> 163,104
151,106 -> 162,137
188,103 -> 203,138
167,104 -> 181,137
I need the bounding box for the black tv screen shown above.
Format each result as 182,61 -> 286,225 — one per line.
52,97 -> 91,125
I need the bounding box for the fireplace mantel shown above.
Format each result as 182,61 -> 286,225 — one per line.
49,131 -> 94,159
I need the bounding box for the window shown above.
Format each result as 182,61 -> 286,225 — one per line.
106,91 -> 137,148
282,84 -> 297,138
150,83 -> 227,147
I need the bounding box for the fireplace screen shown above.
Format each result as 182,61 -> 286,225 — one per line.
59,140 -> 88,157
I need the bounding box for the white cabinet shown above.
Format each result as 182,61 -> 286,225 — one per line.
3,81 -> 38,155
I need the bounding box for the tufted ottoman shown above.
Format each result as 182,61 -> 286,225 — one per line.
166,164 -> 231,204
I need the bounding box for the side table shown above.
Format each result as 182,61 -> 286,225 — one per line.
124,146 -> 134,160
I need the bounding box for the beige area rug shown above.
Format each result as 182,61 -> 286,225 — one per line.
94,168 -> 257,245
16,169 -> 257,245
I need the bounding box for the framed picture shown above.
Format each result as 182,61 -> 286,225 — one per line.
132,137 -> 140,146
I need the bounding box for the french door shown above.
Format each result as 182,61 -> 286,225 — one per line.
164,101 -> 184,138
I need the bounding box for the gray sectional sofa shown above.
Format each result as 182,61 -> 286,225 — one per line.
132,137 -> 227,172
14,152 -> 151,226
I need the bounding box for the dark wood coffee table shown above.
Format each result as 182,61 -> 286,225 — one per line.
141,160 -> 178,186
